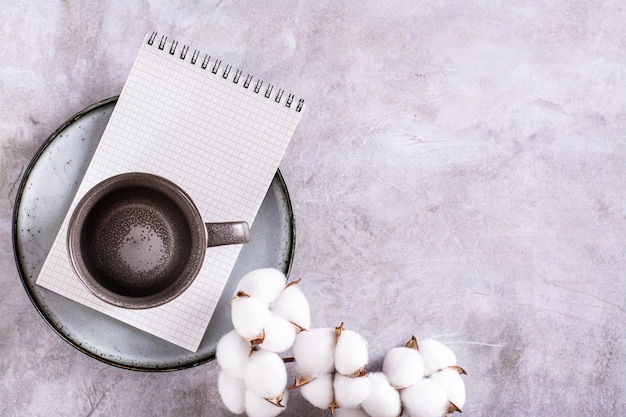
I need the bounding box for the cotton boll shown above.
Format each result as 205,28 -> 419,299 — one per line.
217,371 -> 245,414
299,373 -> 334,410
382,347 -> 425,389
401,378 -> 449,417
244,350 -> 287,399
333,373 -> 371,409
258,312 -> 297,353
271,281 -> 311,330
429,367 -> 466,411
334,408 -> 370,417
244,389 -> 288,417
417,339 -> 456,375
293,328 -> 337,378
231,296 -> 270,340
335,328 -> 369,376
236,268 -> 287,304
216,330 -> 251,379
361,372 -> 401,417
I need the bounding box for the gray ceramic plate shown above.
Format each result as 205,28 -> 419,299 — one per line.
12,97 -> 295,371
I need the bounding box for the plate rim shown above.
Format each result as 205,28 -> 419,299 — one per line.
11,96 -> 296,371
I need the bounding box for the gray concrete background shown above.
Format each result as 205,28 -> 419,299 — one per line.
1,1 -> 625,415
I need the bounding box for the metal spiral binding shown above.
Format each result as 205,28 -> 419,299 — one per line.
147,32 -> 304,112
254,79 -> 263,94
190,49 -> 199,65
201,54 -> 210,70
233,69 -> 243,84
180,45 -> 189,60
244,74 -> 253,88
222,65 -> 232,79
211,60 -> 220,74
169,40 -> 178,55
275,89 -> 284,103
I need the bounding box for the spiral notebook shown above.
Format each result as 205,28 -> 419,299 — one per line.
36,32 -> 304,351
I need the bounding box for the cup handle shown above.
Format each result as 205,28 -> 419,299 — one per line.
205,221 -> 250,247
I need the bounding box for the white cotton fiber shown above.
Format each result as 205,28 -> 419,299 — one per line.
216,330 -> 251,379
244,389 -> 288,417
243,350 -> 287,399
235,268 -> 287,304
217,371 -> 245,414
417,338 -> 457,375
300,373 -> 334,410
231,296 -> 270,340
334,329 -> 369,376
258,312 -> 297,353
360,372 -> 401,417
333,373 -> 371,409
401,378 -> 449,417
292,328 -> 337,378
271,283 -> 311,330
382,346 -> 425,389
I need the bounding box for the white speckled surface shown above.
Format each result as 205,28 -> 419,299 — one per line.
1,1 -> 625,415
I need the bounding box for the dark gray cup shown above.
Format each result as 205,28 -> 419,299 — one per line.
67,172 -> 250,309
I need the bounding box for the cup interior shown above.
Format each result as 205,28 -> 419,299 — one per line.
68,173 -> 205,309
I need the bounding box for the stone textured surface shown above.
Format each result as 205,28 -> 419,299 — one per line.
1,1 -> 625,416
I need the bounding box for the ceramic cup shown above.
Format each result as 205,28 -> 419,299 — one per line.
67,172 -> 250,309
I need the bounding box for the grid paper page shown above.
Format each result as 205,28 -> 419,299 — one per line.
36,33 -> 304,352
